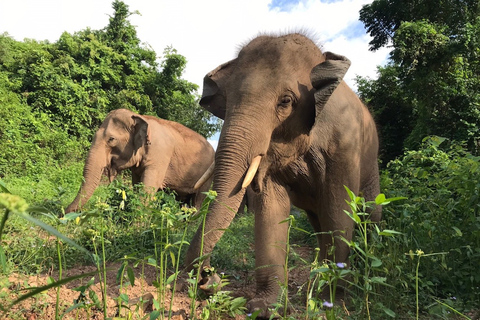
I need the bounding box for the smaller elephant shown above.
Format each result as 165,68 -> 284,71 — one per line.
65,109 -> 215,213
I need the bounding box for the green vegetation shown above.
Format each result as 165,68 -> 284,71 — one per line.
357,0 -> 480,164
1,138 -> 479,318
1,0 -> 479,319
0,0 -> 220,182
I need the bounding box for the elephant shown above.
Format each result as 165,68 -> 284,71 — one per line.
185,33 -> 381,317
65,108 -> 215,213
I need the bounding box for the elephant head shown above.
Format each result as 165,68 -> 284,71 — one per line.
65,109 -> 150,213
185,33 -> 380,317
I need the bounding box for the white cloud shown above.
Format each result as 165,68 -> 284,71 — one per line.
0,0 -> 388,90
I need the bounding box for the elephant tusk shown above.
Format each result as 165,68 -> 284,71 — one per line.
242,155 -> 262,189
194,161 -> 215,190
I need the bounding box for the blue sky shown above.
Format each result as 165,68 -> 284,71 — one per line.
269,0 -> 344,11
0,0 -> 389,148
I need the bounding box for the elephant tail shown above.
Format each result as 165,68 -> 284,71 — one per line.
194,161 -> 215,190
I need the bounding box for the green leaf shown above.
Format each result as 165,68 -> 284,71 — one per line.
375,193 -> 386,205
89,289 -> 102,308
0,180 -> 10,193
169,250 -> 176,268
166,272 -> 177,285
116,262 -> 127,284
379,229 -> 403,237
370,276 -> 387,284
118,293 -> 129,304
344,185 -> 356,201
149,310 -> 161,320
0,246 -> 7,273
375,194 -> 407,205
147,257 -> 157,267
452,226 -> 463,237
10,270 -> 100,307
127,266 -> 135,287
371,258 -> 383,268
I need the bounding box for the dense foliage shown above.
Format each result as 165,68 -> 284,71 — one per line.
0,0 -> 220,179
357,0 -> 480,164
378,137 -> 480,312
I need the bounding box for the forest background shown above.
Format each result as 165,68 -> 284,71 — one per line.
1,0 -> 479,318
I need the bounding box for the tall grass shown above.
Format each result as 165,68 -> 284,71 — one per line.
1,137 -> 478,319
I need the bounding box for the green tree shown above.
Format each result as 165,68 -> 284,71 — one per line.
360,0 -> 480,51
355,65 -> 414,164
357,0 -> 480,160
0,0 -> 220,180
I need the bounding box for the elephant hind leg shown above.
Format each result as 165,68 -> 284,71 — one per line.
361,171 -> 382,222
305,210 -> 323,249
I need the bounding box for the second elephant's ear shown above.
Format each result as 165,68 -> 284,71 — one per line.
199,59 -> 237,120
310,52 -> 351,114
132,115 -> 151,153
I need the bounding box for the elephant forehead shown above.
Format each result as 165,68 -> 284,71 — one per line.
239,34 -> 322,69
232,36 -> 322,93
103,114 -> 134,132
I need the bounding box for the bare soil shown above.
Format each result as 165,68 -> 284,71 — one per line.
2,248 -> 314,320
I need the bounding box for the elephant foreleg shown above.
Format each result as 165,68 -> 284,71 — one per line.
136,165 -> 169,201
247,178 -> 291,317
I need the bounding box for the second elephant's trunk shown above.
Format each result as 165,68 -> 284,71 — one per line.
65,138 -> 108,213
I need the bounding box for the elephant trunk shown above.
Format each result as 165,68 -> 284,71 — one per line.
65,140 -> 108,213
185,116 -> 267,269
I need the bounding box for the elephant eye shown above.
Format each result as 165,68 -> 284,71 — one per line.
276,94 -> 295,116
107,137 -> 115,144
280,95 -> 292,105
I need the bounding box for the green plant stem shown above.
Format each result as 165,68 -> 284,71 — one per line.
305,249 -> 320,320
191,209 -> 208,319
362,222 -> 371,320
153,228 -> 160,306
416,255 -> 421,320
0,210 -> 10,243
283,216 -> 292,319
158,216 -> 165,315
100,222 -> 108,319
169,224 -> 189,319
55,239 -> 62,320
118,261 -> 127,318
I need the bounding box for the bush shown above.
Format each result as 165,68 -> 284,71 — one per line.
380,136 -> 480,311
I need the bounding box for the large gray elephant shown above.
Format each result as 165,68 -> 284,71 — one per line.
65,108 -> 215,213
185,33 -> 381,316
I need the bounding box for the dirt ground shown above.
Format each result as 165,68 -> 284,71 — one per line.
2,248 -> 314,320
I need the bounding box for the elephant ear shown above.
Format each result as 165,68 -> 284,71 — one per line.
310,51 -> 351,114
131,115 -> 151,153
199,59 -> 237,120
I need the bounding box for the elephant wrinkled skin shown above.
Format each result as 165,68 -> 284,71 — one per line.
185,33 -> 381,317
65,109 -> 215,213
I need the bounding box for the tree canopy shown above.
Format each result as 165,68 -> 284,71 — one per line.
0,1 -> 220,177
357,0 -> 480,164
